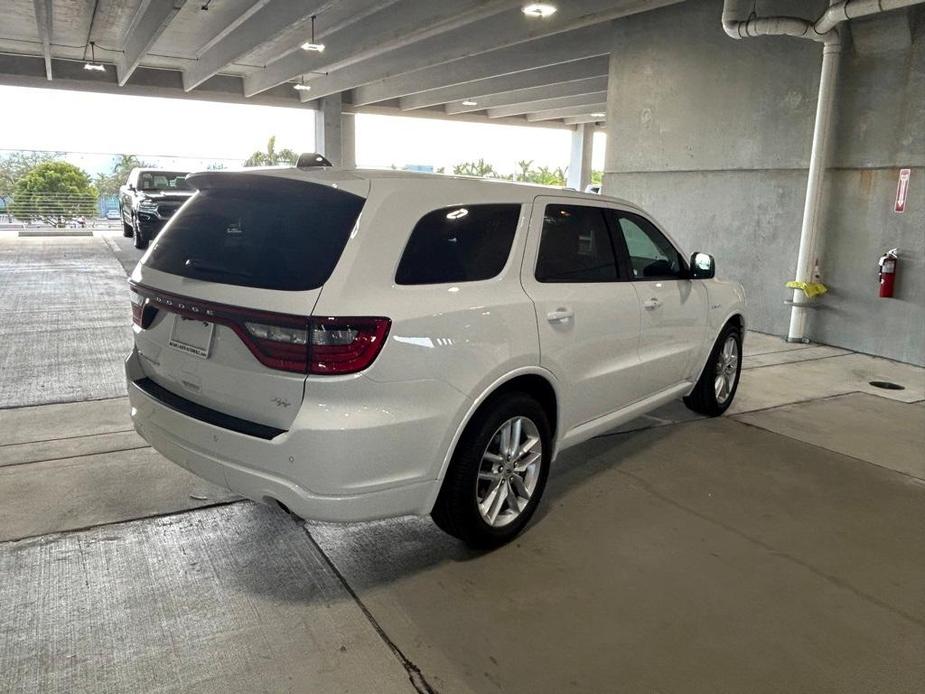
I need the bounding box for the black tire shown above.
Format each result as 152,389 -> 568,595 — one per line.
133,217 -> 148,249
122,211 -> 132,237
684,322 -> 743,416
432,393 -> 551,549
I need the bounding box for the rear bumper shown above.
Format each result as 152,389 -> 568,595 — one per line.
125,349 -> 447,522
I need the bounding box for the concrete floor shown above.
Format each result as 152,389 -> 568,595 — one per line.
1,233 -> 924,693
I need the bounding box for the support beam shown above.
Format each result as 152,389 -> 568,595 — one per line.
183,0 -> 329,92
400,57 -> 608,111
564,115 -> 606,125
487,91 -> 607,119
314,93 -> 343,165
244,0 -> 518,97
341,112 -> 356,169
32,0 -> 53,80
527,103 -> 607,122
117,0 -> 187,86
445,76 -> 607,115
350,24 -> 614,107
297,0 -> 683,103
567,124 -> 594,191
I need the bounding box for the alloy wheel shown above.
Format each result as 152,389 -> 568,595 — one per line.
714,335 -> 739,404
476,416 -> 543,528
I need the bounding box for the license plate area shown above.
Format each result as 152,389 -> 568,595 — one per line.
168,315 -> 215,359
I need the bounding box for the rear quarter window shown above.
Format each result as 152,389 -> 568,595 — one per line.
143,175 -> 364,291
395,204 -> 521,285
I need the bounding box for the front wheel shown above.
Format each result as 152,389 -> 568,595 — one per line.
684,323 -> 742,416
432,394 -> 551,548
132,218 -> 148,249
122,209 -> 132,237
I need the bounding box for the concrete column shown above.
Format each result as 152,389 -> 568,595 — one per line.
567,123 -> 594,191
314,93 -> 343,165
601,51 -> 620,196
341,112 -> 356,169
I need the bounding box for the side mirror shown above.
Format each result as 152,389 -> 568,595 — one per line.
689,252 -> 715,280
127,184 -> 135,191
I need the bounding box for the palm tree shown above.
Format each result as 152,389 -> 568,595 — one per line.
243,136 -> 298,167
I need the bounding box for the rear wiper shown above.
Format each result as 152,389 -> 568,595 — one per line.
184,258 -> 253,279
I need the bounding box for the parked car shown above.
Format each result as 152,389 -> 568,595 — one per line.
119,168 -> 193,249
125,165 -> 746,547
106,209 -> 121,220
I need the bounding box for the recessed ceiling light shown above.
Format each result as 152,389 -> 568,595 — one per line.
522,3 -> 557,18
301,15 -> 325,52
590,112 -> 606,118
461,100 -> 478,106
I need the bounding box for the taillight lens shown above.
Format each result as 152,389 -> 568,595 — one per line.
309,317 -> 391,375
128,284 -> 390,375
130,289 -> 144,326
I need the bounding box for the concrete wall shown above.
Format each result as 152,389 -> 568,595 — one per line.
602,0 -> 924,365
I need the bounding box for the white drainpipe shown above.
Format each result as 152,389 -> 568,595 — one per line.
721,0 -> 925,342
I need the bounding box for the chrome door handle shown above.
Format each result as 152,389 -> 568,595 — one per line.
546,308 -> 574,322
642,297 -> 662,310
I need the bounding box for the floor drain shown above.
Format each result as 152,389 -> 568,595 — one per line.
869,380 -> 905,390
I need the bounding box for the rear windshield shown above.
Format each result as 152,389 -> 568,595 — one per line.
143,176 -> 365,291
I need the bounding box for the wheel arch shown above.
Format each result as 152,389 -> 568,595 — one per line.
689,312 -> 746,391
435,367 -> 560,485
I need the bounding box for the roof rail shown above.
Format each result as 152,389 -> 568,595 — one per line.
296,152 -> 333,169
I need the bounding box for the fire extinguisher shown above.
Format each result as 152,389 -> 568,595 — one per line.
879,248 -> 899,298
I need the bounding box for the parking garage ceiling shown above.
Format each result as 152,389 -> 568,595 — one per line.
0,0 -> 682,126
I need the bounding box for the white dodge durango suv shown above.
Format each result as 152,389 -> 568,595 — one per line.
126,164 -> 745,547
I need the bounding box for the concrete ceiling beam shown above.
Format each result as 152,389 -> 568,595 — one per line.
444,76 -> 607,115
243,0 -> 519,97
526,102 -> 607,122
398,57 -> 608,111
117,0 -> 188,86
298,0 -> 682,103
349,24 -> 614,108
485,91 -> 608,119
32,0 -> 53,80
183,0 -> 331,92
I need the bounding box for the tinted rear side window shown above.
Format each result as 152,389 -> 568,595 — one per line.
396,204 -> 521,285
535,204 -> 619,283
144,175 -> 364,291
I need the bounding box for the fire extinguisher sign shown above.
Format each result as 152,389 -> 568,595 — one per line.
894,168 -> 911,214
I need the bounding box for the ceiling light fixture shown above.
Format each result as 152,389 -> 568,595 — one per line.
590,112 -> 606,118
301,15 -> 325,52
293,76 -> 311,91
83,41 -> 105,71
461,100 -> 478,106
522,3 -> 557,18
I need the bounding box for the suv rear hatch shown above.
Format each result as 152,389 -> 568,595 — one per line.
129,170 -> 371,432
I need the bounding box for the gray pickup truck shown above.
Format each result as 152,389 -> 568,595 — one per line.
119,168 -> 194,249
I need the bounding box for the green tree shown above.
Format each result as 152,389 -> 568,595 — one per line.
591,170 -> 603,185
452,158 -> 501,178
243,136 -> 297,167
9,161 -> 98,226
0,150 -> 59,207
94,154 -> 151,197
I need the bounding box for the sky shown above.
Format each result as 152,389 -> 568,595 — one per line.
0,85 -> 606,178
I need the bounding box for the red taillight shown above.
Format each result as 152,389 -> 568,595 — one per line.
130,289 -> 144,326
309,317 -> 391,375
129,283 -> 390,375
